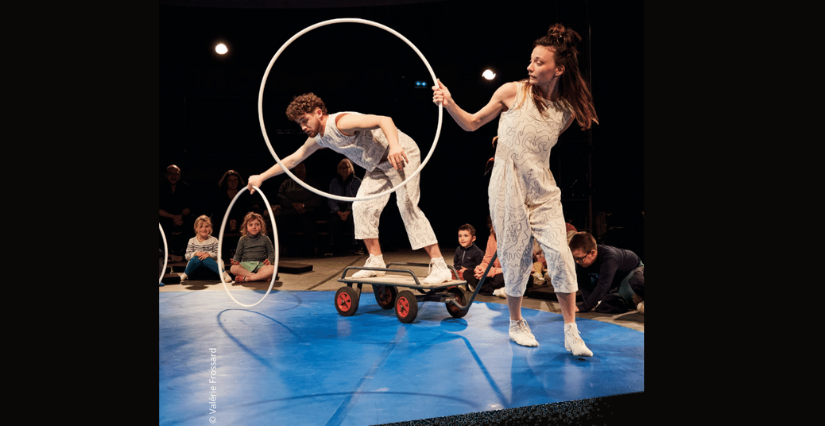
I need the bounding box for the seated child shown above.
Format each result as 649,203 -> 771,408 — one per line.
181,215 -> 232,283
453,223 -> 484,283
230,212 -> 276,284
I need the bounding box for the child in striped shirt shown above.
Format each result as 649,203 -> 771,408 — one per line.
181,215 -> 232,283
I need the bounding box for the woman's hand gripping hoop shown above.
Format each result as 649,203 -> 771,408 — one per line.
257,18 -> 443,202
218,186 -> 279,308
159,223 -> 168,286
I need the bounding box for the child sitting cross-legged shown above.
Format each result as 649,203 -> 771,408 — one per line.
230,212 -> 276,284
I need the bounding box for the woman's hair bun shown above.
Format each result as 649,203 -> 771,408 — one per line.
547,23 -> 580,48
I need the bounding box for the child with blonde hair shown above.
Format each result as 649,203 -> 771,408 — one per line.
229,212 -> 276,284
181,215 -> 232,283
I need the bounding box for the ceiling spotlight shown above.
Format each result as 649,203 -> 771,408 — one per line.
482,69 -> 496,80
215,43 -> 228,55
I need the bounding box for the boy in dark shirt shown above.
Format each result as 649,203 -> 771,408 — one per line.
453,224 -> 484,285
568,232 -> 644,313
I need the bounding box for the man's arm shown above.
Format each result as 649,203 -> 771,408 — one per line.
579,260 -> 619,312
335,113 -> 409,171
248,137 -> 324,193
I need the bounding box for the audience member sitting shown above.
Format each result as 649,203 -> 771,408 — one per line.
230,212 -> 276,284
159,164 -> 194,262
568,231 -> 644,314
210,170 -> 266,260
180,215 -> 233,284
212,170 -> 251,233
325,159 -> 363,256
276,162 -> 324,256
454,223 -> 484,284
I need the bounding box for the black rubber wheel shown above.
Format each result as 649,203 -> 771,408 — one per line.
373,285 -> 397,310
335,286 -> 360,317
395,290 -> 418,323
446,287 -> 470,318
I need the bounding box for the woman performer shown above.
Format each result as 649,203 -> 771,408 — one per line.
432,23 -> 598,355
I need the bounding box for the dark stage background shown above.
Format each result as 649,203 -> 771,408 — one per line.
159,0 -> 644,259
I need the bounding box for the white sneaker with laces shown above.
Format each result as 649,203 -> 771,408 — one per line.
509,319 -> 539,347
351,255 -> 386,279
422,258 -> 451,286
564,323 -> 593,357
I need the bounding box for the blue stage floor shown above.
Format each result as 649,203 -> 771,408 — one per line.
159,290 -> 644,425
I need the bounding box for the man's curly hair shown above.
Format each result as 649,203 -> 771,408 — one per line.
286,93 -> 328,121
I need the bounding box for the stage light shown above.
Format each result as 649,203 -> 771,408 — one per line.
215,43 -> 228,55
482,69 -> 496,80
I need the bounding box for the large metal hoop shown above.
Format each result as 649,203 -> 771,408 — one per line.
257,18 -> 443,202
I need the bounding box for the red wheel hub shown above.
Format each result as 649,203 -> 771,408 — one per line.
338,293 -> 351,310
397,298 -> 409,316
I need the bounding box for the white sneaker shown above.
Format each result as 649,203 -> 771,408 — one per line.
492,288 -> 507,299
509,319 -> 539,347
351,255 -> 386,279
223,272 -> 233,283
422,258 -> 451,286
564,323 -> 593,357
179,273 -> 188,282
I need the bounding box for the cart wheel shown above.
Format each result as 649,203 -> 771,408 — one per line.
446,287 -> 470,318
335,286 -> 360,317
373,285 -> 397,310
395,290 -> 418,323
